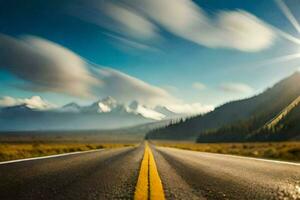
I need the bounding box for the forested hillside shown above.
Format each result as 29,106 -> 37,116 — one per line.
147,72 -> 300,141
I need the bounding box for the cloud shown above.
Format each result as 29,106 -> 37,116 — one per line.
0,34 -> 176,106
0,96 -> 55,110
76,0 -> 275,52
0,96 -> 18,107
138,0 -> 276,51
193,82 -> 206,90
103,2 -> 158,40
161,85 -> 178,93
0,33 -> 213,111
219,82 -> 254,93
167,103 -> 214,115
94,68 -> 178,106
106,33 -> 160,52
0,34 -> 171,105
0,34 -> 99,98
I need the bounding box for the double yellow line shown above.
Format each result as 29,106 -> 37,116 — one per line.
134,142 -> 165,200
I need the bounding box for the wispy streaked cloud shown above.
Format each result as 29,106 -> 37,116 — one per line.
94,67 -> 178,106
161,85 -> 179,93
106,33 -> 161,52
74,0 -> 276,52
0,33 -> 212,113
103,2 -> 158,40
0,34 -> 100,98
219,82 -> 254,94
0,34 -> 174,105
137,0 -> 275,51
193,82 -> 206,91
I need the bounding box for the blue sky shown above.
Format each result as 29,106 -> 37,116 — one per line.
1,0 -> 300,113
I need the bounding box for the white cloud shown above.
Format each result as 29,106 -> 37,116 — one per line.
78,0 -> 276,52
161,85 -> 178,93
0,96 -> 17,107
103,2 -> 158,40
219,82 -> 254,93
213,11 -> 275,51
0,96 -> 55,110
0,34 -> 176,106
193,82 -> 206,90
94,68 -> 178,106
138,0 -> 275,51
0,34 -> 99,98
167,103 -> 214,115
0,33 -> 213,112
0,34 -> 172,106
0,34 -> 171,105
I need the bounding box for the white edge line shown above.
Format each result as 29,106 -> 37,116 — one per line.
161,146 -> 300,166
0,149 -> 104,165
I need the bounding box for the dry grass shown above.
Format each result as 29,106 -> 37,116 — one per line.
0,142 -> 135,162
153,141 -> 300,162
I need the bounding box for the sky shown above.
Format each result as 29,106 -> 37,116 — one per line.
1,0 -> 300,114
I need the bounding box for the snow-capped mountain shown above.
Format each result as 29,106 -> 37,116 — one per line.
0,96 -> 181,131
0,96 -> 54,110
82,96 -> 118,113
76,97 -> 173,120
154,105 -> 181,118
128,101 -> 165,120
61,102 -> 81,112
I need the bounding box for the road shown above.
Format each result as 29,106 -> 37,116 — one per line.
0,144 -> 300,200
0,146 -> 143,200
153,146 -> 300,200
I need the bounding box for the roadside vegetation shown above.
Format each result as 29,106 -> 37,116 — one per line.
153,141 -> 300,162
0,142 -> 135,162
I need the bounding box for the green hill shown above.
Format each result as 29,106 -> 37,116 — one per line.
147,72 -> 300,141
248,99 -> 300,141
262,96 -> 300,130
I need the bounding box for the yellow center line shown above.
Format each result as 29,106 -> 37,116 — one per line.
134,142 -> 165,200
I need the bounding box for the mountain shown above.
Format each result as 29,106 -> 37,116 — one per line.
0,96 -> 180,131
128,101 -> 165,120
154,106 -> 182,118
0,96 -> 54,111
61,102 -> 81,112
248,97 -> 300,141
147,72 -> 300,141
261,96 -> 300,131
82,96 -> 118,113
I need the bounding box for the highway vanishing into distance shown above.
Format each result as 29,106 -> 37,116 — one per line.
0,143 -> 300,200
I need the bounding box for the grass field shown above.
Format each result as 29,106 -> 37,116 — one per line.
0,142 -> 135,162
153,141 -> 300,162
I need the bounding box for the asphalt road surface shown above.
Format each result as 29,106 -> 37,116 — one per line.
153,146 -> 300,200
1,145 -> 300,200
0,146 -> 143,200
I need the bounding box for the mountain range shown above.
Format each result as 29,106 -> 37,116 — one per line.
0,96 -> 182,131
147,72 -> 300,142
3,72 -> 300,142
